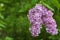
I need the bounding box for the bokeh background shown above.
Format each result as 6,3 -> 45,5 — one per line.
0,0 -> 60,40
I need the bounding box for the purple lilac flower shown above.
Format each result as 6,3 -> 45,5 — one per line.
27,4 -> 58,37
27,4 -> 43,37
42,10 -> 58,35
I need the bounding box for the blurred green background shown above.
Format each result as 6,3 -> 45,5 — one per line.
0,0 -> 60,40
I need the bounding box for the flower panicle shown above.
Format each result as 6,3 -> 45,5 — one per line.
27,4 -> 58,37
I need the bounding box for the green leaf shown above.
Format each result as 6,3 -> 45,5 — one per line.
49,36 -> 53,39
0,13 -> 4,19
18,3 -> 32,12
42,2 -> 54,11
5,36 -> 13,40
0,23 -> 5,28
0,20 -> 6,25
0,28 -> 2,30
31,0 -> 38,4
50,0 -> 60,8
0,20 -> 6,28
0,39 -> 2,40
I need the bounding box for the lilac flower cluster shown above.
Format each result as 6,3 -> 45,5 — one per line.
28,5 -> 43,36
27,4 -> 58,37
42,10 -> 58,35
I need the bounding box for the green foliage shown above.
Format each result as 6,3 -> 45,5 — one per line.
41,2 -> 54,11
0,0 -> 60,40
50,0 -> 60,9
5,36 -> 13,40
0,13 -> 4,19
